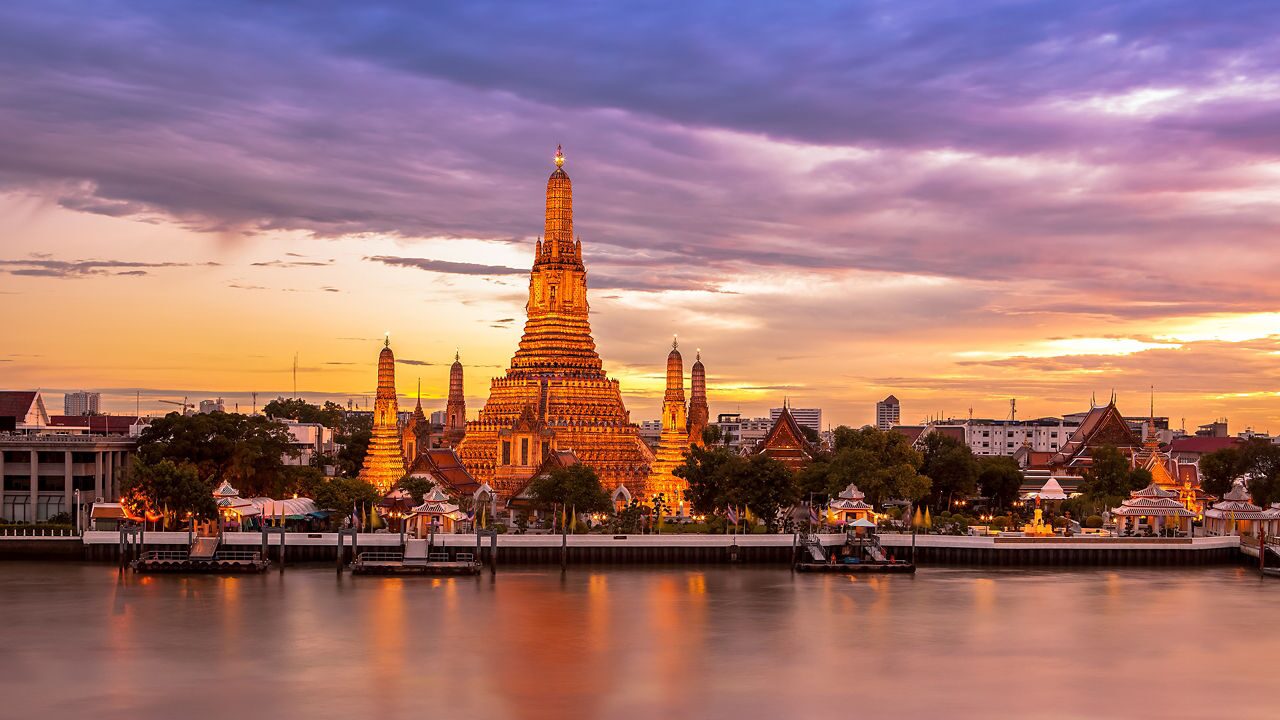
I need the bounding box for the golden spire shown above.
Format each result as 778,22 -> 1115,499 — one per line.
555,144 -> 564,167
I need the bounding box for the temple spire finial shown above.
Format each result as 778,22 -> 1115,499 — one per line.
384,331 -> 390,348
416,378 -> 422,409
555,144 -> 564,167
455,348 -> 460,363
672,334 -> 678,350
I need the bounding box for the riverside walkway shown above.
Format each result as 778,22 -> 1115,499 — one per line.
65,530 -> 1245,566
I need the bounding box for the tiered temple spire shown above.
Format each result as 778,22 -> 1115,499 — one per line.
646,338 -> 691,514
455,147 -> 653,497
687,349 -> 709,446
444,350 -> 466,445
360,336 -> 408,493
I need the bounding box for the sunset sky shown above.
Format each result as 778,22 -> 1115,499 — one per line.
2,1 -> 1279,431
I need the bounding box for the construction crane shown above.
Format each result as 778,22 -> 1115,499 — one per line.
158,398 -> 194,415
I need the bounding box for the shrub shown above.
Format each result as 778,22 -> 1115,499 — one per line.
1085,515 -> 1104,529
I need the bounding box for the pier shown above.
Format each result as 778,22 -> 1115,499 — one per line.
60,531 -> 1247,567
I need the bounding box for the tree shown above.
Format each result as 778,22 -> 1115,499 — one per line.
527,464 -> 612,515
1200,446 -> 1248,498
1080,446 -> 1147,505
136,411 -> 295,496
122,458 -> 216,526
978,456 -> 1024,509
736,454 -> 798,532
302,475 -> 380,515
336,428 -> 372,478
798,424 -> 820,444
700,424 -> 724,447
676,444 -> 743,515
920,431 -> 979,510
398,475 -> 436,505
795,426 -> 930,506
262,398 -> 349,429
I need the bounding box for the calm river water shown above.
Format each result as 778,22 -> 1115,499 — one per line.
1,563 -> 1275,719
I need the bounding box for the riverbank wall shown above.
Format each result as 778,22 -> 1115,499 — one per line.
0,531 -> 1243,567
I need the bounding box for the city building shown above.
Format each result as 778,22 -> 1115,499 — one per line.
638,419 -> 662,448
358,337 -> 408,493
47,415 -> 148,436
875,395 -> 900,430
646,340 -> 691,514
63,391 -> 100,416
198,398 -> 225,414
429,410 -> 447,425
963,417 -> 1079,456
455,147 -> 653,499
711,413 -> 776,450
1,432 -> 134,522
279,419 -> 334,467
770,406 -> 821,435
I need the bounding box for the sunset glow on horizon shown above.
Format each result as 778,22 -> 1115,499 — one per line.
3,2 -> 1279,432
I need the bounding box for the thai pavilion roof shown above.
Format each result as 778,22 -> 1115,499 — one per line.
1048,401 -> 1138,469
1030,476 -> 1069,500
408,448 -> 480,496
212,480 -> 239,498
830,497 -> 873,511
838,483 -> 865,500
1132,482 -> 1180,499
411,485 -> 462,516
752,406 -> 816,471
1203,482 -> 1267,519
1111,496 -> 1196,517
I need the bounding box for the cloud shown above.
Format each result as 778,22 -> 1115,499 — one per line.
0,257 -> 215,278
396,358 -> 436,366
366,255 -> 526,276
252,258 -> 335,267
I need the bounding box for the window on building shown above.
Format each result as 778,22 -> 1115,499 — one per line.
501,441 -> 511,466
4,451 -> 32,464
37,451 -> 64,464
72,452 -> 96,464
520,438 -> 529,466
5,476 -> 31,491
73,475 -> 96,492
3,495 -> 29,522
37,495 -> 64,520
38,476 -> 64,492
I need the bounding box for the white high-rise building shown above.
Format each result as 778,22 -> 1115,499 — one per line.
769,407 -> 822,435
198,398 -> 225,414
876,395 -> 900,430
64,391 -> 100,416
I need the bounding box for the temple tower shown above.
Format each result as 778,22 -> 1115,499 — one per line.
687,350 -> 709,446
646,338 -> 691,515
445,351 -> 466,444
360,336 -> 408,493
455,147 -> 654,498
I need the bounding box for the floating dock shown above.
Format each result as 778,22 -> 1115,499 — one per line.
349,540 -> 482,576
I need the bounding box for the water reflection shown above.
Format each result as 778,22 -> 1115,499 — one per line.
0,564 -> 1276,719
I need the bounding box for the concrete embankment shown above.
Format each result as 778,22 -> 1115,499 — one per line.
3,531 -> 1239,566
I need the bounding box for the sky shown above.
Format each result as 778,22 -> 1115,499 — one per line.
2,1 -> 1279,432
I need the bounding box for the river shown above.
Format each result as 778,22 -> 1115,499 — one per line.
1,563 -> 1274,719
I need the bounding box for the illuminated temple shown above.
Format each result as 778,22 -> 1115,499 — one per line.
455,147 -> 654,498
646,340 -> 691,515
360,337 -> 408,493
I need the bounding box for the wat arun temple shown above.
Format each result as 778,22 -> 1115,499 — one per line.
455,147 -> 657,498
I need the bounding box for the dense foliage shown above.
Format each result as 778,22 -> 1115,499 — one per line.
1200,439 -> 1280,505
675,446 -> 799,532
136,411 -> 295,497
122,458 -> 216,523
919,431 -> 979,510
977,456 -> 1024,510
527,464 -> 612,514
795,426 -> 930,506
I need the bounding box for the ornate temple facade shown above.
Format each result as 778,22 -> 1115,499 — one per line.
444,352 -> 466,446
455,147 -> 654,498
360,338 -> 408,493
751,404 -> 817,472
687,351 -> 709,447
646,340 -> 692,515
401,380 -> 432,464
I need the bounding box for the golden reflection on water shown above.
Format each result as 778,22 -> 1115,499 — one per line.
5,565 -> 1278,719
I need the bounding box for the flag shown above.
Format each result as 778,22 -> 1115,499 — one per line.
726,505 -> 739,525
809,505 -> 819,524
560,504 -> 567,533
570,505 -> 577,532
924,507 -> 933,529
913,506 -> 924,529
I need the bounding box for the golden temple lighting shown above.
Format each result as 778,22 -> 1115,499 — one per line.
359,338 -> 408,493
455,147 -> 653,497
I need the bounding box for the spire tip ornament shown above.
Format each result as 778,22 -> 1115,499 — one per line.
554,144 -> 564,167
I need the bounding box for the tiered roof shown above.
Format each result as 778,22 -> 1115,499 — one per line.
829,483 -> 873,512
753,406 -> 816,471
1204,482 -> 1269,521
1048,401 -> 1138,471
1112,483 -> 1196,518
408,448 -> 480,496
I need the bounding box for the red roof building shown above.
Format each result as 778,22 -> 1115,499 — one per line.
751,406 -> 817,472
